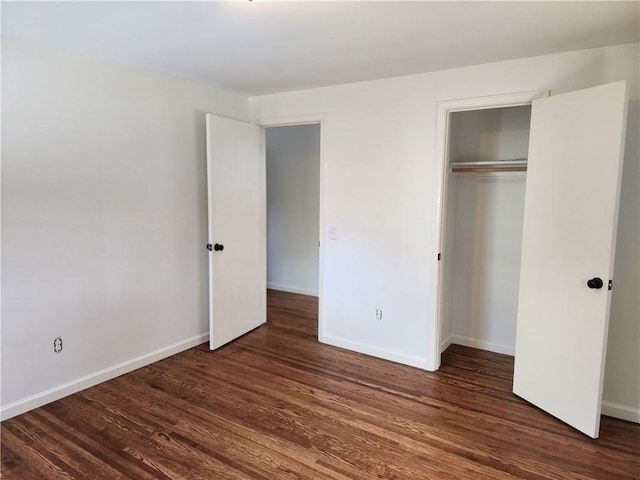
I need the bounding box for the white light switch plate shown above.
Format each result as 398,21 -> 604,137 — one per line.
329,226 -> 338,240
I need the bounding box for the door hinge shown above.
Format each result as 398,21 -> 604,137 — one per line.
608,279 -> 613,291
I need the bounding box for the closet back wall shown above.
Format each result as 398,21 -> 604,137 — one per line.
444,175 -> 527,354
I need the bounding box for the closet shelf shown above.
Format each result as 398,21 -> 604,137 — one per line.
450,159 -> 527,174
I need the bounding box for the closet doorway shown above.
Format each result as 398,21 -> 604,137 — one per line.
265,122 -> 322,329
433,91 -> 548,366
439,103 -> 534,358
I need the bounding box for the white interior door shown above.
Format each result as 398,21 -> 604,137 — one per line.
206,114 -> 266,350
513,81 -> 628,438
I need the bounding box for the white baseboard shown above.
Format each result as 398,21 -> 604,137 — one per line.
602,401 -> 640,423
440,335 -> 453,354
0,333 -> 209,421
450,335 -> 515,356
319,334 -> 429,370
267,282 -> 318,297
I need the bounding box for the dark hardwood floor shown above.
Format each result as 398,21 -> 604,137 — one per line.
2,289 -> 639,479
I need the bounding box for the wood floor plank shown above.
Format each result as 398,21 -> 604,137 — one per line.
2,289 -> 639,479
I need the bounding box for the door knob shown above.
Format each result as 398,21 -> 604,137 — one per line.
587,277 -> 603,289
214,243 -> 224,252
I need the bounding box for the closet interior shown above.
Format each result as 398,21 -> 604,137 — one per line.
440,104 -> 533,357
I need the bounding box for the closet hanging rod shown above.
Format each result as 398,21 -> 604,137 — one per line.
450,159 -> 527,174
451,165 -> 527,173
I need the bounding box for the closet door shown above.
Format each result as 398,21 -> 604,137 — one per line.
513,81 -> 628,438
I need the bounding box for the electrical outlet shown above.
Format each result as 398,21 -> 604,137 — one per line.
375,309 -> 383,321
53,337 -> 63,353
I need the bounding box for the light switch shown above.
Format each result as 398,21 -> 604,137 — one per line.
329,226 -> 338,240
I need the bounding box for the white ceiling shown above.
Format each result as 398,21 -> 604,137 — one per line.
2,1 -> 639,96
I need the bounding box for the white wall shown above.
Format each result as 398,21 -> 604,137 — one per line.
266,124 -> 320,296
446,174 -> 526,355
250,43 -> 640,421
1,38 -> 249,419
449,106 -> 531,163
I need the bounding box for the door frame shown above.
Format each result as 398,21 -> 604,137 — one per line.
427,90 -> 548,371
254,113 -> 327,341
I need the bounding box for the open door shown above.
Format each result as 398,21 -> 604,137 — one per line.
206,114 -> 266,350
513,81 -> 628,438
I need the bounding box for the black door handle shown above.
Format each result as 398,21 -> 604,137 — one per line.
214,243 -> 224,252
587,277 -> 603,289
206,244 -> 213,251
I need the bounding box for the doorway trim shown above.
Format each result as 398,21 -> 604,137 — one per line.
254,112 -> 327,342
428,90 -> 548,371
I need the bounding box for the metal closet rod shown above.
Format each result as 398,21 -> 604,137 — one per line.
451,165 -> 527,173
449,159 -> 527,173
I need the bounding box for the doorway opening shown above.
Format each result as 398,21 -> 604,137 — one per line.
265,123 -> 321,333
439,105 -> 532,359
432,91 -> 548,371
